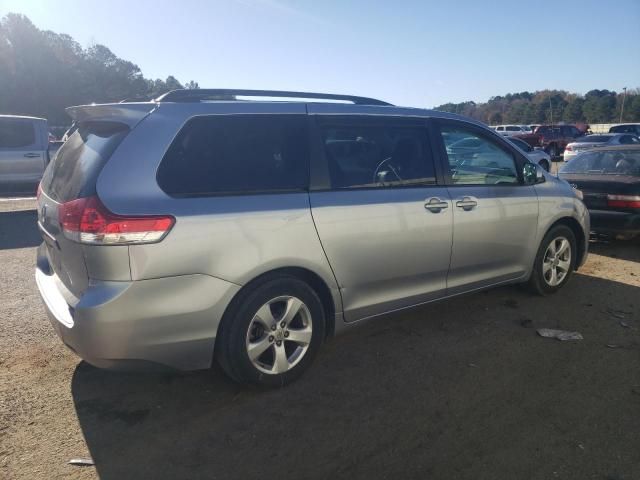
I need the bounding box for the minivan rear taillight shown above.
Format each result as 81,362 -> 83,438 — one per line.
58,196 -> 175,245
607,195 -> 640,209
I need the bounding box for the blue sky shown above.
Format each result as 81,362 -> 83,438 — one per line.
2,0 -> 639,107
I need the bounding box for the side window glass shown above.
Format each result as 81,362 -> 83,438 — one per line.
320,121 -> 436,189
440,126 -> 519,185
0,119 -> 36,149
157,115 -> 309,196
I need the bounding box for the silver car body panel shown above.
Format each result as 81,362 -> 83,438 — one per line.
36,99 -> 590,370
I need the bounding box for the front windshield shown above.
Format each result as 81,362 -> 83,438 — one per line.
560,150 -> 640,175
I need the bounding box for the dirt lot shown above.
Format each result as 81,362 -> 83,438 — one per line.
0,198 -> 638,480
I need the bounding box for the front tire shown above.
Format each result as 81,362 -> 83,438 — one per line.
528,225 -> 576,295
216,275 -> 325,387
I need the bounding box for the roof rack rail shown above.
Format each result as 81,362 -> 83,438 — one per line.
154,89 -> 392,106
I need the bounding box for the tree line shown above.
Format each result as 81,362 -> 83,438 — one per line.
0,13 -> 199,125
434,88 -> 640,126
1,13 -> 638,128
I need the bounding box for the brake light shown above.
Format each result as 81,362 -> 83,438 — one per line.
58,196 -> 175,244
36,182 -> 42,200
565,145 -> 573,152
607,195 -> 640,209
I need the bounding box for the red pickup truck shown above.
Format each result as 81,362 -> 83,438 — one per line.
516,125 -> 584,158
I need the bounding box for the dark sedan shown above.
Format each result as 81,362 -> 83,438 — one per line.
559,145 -> 640,237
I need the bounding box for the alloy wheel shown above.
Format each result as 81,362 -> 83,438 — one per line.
245,296 -> 313,375
542,236 -> 571,286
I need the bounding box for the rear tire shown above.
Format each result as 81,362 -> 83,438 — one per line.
528,225 -> 576,296
547,144 -> 558,158
215,275 -> 325,387
539,159 -> 550,172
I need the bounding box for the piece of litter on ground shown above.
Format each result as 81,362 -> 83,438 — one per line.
468,363 -> 478,368
537,328 -> 583,341
69,458 -> 94,467
619,320 -> 631,329
606,344 -> 621,349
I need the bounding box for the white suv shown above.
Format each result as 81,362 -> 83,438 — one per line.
494,125 -> 532,137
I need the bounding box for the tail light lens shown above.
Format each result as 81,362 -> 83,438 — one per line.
36,182 -> 42,200
58,196 -> 175,244
565,145 -> 573,152
607,195 -> 640,209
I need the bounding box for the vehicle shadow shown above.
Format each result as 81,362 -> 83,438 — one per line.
589,236 -> 640,263
71,273 -> 640,480
0,209 -> 41,250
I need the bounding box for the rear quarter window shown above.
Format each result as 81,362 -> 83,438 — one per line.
40,122 -> 129,202
157,115 -> 309,197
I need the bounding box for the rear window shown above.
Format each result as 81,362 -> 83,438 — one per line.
576,135 -> 611,143
40,122 -> 129,202
0,118 -> 36,148
157,115 -> 309,197
560,150 -> 640,176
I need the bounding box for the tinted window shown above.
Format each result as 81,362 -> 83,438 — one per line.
41,122 -> 129,202
441,126 -> 519,185
157,115 -> 309,197
320,119 -> 436,189
560,150 -> 640,176
619,135 -> 639,145
0,118 -> 36,148
509,137 -> 531,152
506,126 -> 520,131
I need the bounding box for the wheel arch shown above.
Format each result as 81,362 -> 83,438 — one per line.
217,267 -> 337,341
547,217 -> 586,269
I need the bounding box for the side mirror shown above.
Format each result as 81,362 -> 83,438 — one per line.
522,162 -> 545,185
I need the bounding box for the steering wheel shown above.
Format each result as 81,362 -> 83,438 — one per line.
372,157 -> 402,183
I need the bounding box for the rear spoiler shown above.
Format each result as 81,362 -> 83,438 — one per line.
65,103 -> 158,128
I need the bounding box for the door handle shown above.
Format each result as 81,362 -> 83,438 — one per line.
456,196 -> 478,211
424,197 -> 449,213
24,153 -> 40,158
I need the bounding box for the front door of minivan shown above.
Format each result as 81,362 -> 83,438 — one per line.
309,115 -> 453,322
434,121 -> 539,294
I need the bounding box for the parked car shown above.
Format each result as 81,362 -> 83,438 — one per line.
564,133 -> 640,162
516,124 -> 583,158
559,145 -> 640,238
506,136 -> 552,171
0,115 -> 50,188
36,89 -> 589,386
494,125 -> 532,136
609,124 -> 640,136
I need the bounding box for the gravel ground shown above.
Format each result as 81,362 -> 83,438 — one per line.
0,198 -> 639,480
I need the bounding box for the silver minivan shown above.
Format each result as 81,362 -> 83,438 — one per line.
36,89 -> 589,386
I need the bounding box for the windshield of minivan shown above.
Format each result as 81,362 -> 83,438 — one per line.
560,150 -> 640,175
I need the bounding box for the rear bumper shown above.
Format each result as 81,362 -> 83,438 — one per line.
36,245 -> 240,371
589,209 -> 640,235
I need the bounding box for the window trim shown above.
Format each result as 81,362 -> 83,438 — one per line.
155,113 -> 311,199
308,114 -> 444,192
432,118 -> 529,187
